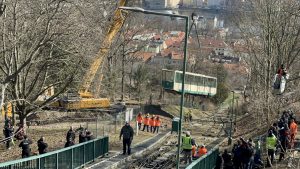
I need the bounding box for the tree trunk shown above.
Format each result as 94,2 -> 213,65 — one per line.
121,45 -> 125,101
0,84 -> 8,121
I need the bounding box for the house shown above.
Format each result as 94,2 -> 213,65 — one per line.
148,50 -> 184,67
200,38 -> 227,55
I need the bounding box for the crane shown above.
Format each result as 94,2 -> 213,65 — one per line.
54,0 -> 129,109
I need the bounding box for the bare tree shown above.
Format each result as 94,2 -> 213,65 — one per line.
0,0 -> 115,125
231,0 -> 300,123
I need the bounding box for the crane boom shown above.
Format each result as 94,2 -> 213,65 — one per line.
80,0 -> 128,97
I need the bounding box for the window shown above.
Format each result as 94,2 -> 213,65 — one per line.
175,72 -> 183,83
165,71 -> 174,82
198,76 -> 203,86
191,76 -> 197,85
207,78 -> 216,87
186,75 -> 193,85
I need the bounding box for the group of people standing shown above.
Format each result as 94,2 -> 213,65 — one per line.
266,109 -> 297,167
224,137 -> 261,169
65,126 -> 95,147
136,113 -> 161,133
3,118 -> 25,150
214,109 -> 298,169
18,136 -> 48,158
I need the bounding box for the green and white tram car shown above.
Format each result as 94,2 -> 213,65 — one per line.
162,69 -> 217,96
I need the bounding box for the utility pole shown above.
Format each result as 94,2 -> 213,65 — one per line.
228,91 -> 234,145
121,44 -> 125,101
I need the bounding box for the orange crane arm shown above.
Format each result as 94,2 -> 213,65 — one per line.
80,0 -> 128,97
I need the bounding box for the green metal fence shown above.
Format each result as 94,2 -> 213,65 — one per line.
186,147 -> 219,169
0,136 -> 109,169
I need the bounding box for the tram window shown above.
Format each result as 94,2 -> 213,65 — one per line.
203,78 -> 207,87
198,76 -> 203,86
191,76 -> 197,85
175,72 -> 183,83
208,78 -> 214,87
207,78 -> 212,87
212,79 -> 217,87
186,75 -> 192,85
165,71 -> 174,82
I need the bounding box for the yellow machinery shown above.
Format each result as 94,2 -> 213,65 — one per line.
53,0 -> 129,109
1,102 -> 12,118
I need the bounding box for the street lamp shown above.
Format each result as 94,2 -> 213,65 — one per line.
228,90 -> 235,145
119,6 -> 189,169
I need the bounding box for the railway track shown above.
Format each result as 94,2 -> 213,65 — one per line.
124,136 -> 178,169
124,134 -> 225,169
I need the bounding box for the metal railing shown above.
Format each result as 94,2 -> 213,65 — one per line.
186,147 -> 219,169
0,136 -> 109,169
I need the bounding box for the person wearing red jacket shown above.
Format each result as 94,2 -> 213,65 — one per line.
142,114 -> 150,132
153,116 -> 161,133
149,116 -> 156,132
290,119 -> 298,148
136,113 -> 143,130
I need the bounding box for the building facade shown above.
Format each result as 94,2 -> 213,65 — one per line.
145,0 -> 167,9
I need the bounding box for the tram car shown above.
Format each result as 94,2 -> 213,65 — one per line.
162,69 -> 217,96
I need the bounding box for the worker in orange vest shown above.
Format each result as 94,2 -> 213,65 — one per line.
136,113 -> 143,130
149,115 -> 156,133
198,145 -> 207,157
142,114 -> 150,132
153,116 -> 161,133
290,119 -> 298,148
192,145 -> 197,158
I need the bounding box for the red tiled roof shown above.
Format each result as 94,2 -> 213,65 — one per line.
133,52 -> 155,62
200,38 -> 227,48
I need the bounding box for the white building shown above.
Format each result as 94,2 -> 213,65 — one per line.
166,0 -> 181,8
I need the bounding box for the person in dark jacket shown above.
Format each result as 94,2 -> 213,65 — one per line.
65,126 -> 75,147
79,129 -> 87,143
120,122 -> 134,155
66,126 -> 75,142
232,140 -> 242,169
37,136 -> 48,154
19,135 -> 32,158
86,131 -> 95,141
4,123 -> 14,149
222,149 -> 233,169
215,152 -> 223,169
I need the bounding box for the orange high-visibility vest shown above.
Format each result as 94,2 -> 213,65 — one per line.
149,118 -> 155,127
192,145 -> 196,156
290,122 -> 298,135
137,115 -> 143,123
143,117 -> 150,125
155,119 -> 161,127
198,147 -> 207,156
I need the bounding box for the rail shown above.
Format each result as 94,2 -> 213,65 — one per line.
186,147 -> 219,169
0,136 -> 109,169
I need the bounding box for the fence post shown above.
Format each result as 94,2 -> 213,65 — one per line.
96,118 -> 98,138
71,148 -> 73,169
38,157 -> 41,169
56,153 -> 59,169
93,140 -> 96,162
83,144 -> 86,167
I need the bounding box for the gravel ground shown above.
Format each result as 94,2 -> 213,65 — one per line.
0,114 -> 172,163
